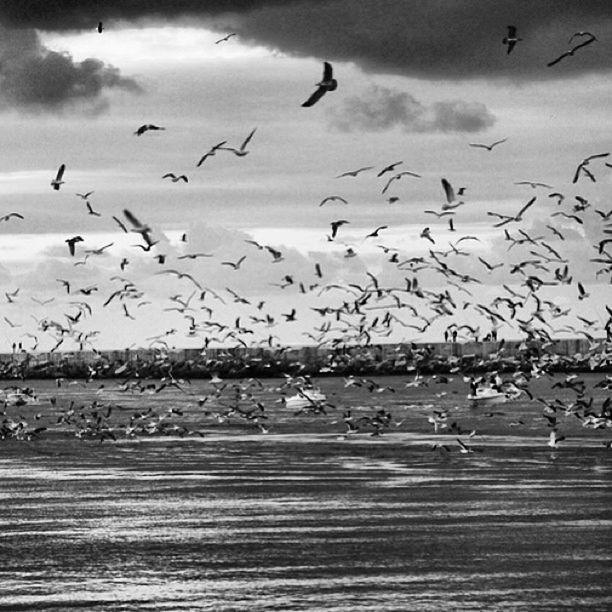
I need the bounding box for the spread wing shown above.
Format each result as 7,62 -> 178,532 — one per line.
441,178 -> 455,203
241,128 -> 256,150
301,86 -> 326,107
323,61 -> 333,81
56,164 -> 65,181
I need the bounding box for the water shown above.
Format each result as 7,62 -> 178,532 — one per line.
1,375 -> 610,610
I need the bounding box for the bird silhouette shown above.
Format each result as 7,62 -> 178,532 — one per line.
301,61 -> 337,107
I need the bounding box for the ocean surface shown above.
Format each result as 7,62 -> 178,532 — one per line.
1,374 -> 610,611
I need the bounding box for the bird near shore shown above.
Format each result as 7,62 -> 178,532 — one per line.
302,61 -> 337,107
51,164 -> 65,190
134,124 -> 165,136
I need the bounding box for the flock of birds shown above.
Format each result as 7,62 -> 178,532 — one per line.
0,23 -> 611,453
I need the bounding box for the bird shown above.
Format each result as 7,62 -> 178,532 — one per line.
514,181 -> 552,189
65,236 -> 84,256
123,209 -> 155,247
330,220 -> 349,239
382,171 -> 421,194
502,26 -> 521,54
365,226 -> 388,239
319,196 -> 348,206
420,227 -> 435,244
177,252 -> 213,260
469,138 -> 508,151
97,21 -> 103,34
547,33 -> 597,67
572,153 -> 609,184
218,128 -> 256,157
215,33 -> 236,44
196,141 -> 227,166
162,173 -> 188,183
51,164 -> 66,190
76,191 -> 94,200
0,212 -> 24,222
134,124 -> 165,136
221,256 -> 247,270
441,178 -> 457,203
301,61 -> 337,107
336,167 -> 373,178
85,202 -> 101,217
154,270 -> 202,290
377,161 -> 403,177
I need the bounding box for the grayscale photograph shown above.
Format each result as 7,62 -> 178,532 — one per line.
0,1 -> 611,610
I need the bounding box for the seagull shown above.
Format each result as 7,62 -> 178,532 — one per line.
336,167 -> 373,178
502,25 -> 522,54
196,141 -> 227,166
215,33 -> 236,44
330,220 -> 349,239
65,235 -> 84,256
76,191 -> 94,200
221,255 -> 247,270
97,21 -> 103,34
514,180 -> 552,189
85,202 -> 101,217
547,33 -> 597,67
155,270 -> 203,290
377,161 -> 403,177
123,208 -> 155,247
365,226 -> 388,239
51,164 -> 66,190
177,252 -> 213,259
0,212 -> 24,222
487,196 -> 536,227
420,227 -> 435,244
134,124 -> 165,136
572,152 -> 609,184
382,171 -> 421,194
162,173 -> 189,183
469,138 -> 508,151
441,178 -> 457,203
301,61 -> 337,107
218,128 -> 256,157
319,196 -> 348,206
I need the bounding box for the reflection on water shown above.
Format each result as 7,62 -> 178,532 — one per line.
1,376 -> 611,610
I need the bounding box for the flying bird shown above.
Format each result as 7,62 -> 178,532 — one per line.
502,26 -> 522,54
65,235 -> 84,256
514,180 -> 552,189
330,220 -> 349,239
365,226 -> 388,239
134,124 -> 165,136
382,171 -> 421,194
469,138 -> 507,151
0,212 -> 24,222
196,141 -> 227,166
221,256 -> 247,270
377,161 -> 403,177
572,152 -> 609,183
123,208 -> 155,246
76,191 -> 94,200
336,166 -> 373,178
97,22 -> 103,34
85,202 -> 101,217
301,61 -> 337,107
547,33 -> 597,67
215,33 -> 236,44
218,128 -> 256,157
162,173 -> 189,183
51,164 -> 66,190
319,196 -> 348,207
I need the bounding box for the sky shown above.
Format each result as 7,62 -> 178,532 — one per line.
0,1 -> 610,351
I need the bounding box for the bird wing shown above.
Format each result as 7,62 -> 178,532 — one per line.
469,143 -> 488,149
571,35 -> 597,53
56,164 -> 65,181
491,138 -> 508,148
507,25 -> 517,38
322,61 -> 333,81
441,178 -> 455,203
123,208 -> 143,228
547,51 -> 571,67
301,86 -> 327,107
241,128 -> 256,150
517,196 -> 537,218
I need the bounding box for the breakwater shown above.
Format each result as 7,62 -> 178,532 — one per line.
1,338 -> 609,379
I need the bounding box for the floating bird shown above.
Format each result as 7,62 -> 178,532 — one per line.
301,61 -> 337,107
134,124 -> 165,136
469,138 -> 508,151
502,25 -> 521,54
218,128 -> 256,157
162,173 -> 189,183
51,164 -> 65,190
215,33 -> 236,44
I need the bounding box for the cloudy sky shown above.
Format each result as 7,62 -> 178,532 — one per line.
0,1 -> 610,351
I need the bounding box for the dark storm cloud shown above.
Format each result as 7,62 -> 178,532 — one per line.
1,1 -> 610,81
0,26 -> 141,113
327,86 -> 495,133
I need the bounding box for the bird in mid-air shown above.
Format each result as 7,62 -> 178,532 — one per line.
0,212 -> 24,222
162,173 -> 189,183
547,33 -> 597,67
215,33 -> 236,44
65,235 -> 84,256
469,138 -> 507,151
336,166 -> 373,178
97,22 -> 103,34
319,196 -> 348,207
134,124 -> 165,136
330,220 -> 349,239
51,164 -> 66,190
218,128 -> 256,157
301,61 -> 337,107
502,25 -> 522,54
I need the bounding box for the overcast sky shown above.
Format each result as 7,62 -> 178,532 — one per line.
0,1 -> 610,350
